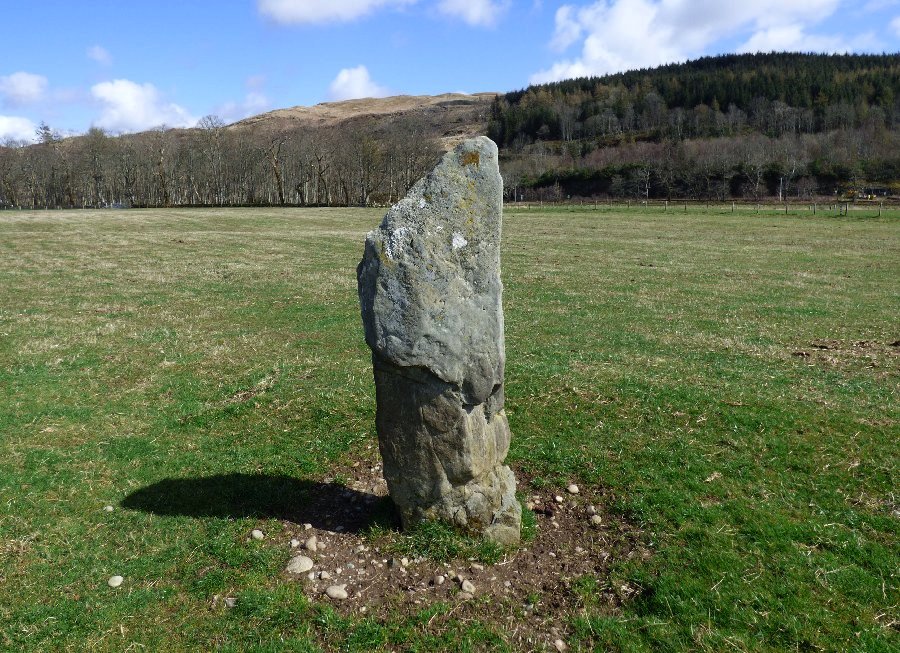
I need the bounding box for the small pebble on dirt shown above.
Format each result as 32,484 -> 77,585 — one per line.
554,638 -> 568,652
554,495 -> 564,503
591,514 -> 603,526
290,539 -> 300,548
302,523 -> 312,531
107,575 -> 123,588
586,505 -> 597,515
251,529 -> 264,540
224,597 -> 238,608
304,535 -> 318,552
103,505 -> 114,512
434,575 -> 446,586
325,585 -> 348,600
461,579 -> 476,594
319,571 -> 331,580
567,484 -> 579,494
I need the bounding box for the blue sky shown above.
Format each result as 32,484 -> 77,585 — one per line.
1,0 -> 897,141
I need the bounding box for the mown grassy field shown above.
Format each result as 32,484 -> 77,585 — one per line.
0,206 -> 897,652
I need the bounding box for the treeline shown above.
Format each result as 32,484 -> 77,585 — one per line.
490,53 -> 900,201
0,116 -> 443,209
490,53 -> 900,145
501,129 -> 900,202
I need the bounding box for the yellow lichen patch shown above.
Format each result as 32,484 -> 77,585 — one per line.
460,151 -> 480,167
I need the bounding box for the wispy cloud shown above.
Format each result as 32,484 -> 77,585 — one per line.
258,0 -> 417,24
327,65 -> 390,100
892,15 -> 900,36
436,0 -> 510,27
87,45 -> 112,65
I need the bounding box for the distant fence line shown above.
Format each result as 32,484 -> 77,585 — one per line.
505,199 -> 896,216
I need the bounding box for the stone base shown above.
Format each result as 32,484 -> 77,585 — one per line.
373,360 -> 522,545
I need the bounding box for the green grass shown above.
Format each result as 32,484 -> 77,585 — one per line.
0,206 -> 897,651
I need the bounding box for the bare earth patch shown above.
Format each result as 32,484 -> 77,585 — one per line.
270,461 -> 645,650
791,338 -> 900,376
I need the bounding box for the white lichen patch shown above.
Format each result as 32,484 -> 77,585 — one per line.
385,226 -> 409,260
418,198 -> 427,209
452,233 -> 468,250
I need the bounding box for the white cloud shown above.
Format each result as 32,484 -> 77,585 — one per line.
531,0 -> 853,83
0,115 -> 36,142
87,45 -> 112,65
892,15 -> 900,35
327,65 -> 390,100
91,79 -> 196,133
436,0 -> 510,26
549,5 -> 583,51
0,72 -> 48,106
258,0 -> 416,24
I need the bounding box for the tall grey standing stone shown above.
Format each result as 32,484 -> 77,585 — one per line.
357,136 -> 521,545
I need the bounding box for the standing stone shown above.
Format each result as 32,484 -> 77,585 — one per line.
357,136 -> 521,545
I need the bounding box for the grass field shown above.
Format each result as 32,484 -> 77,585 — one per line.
0,206 -> 897,652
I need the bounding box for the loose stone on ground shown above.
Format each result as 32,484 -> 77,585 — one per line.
325,585 -> 348,600
286,555 -> 314,574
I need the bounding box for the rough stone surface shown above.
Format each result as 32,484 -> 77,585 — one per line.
358,136 -> 521,545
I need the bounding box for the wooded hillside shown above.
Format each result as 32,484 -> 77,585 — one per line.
491,53 -> 900,201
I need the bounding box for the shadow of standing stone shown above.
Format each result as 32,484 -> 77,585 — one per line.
357,136 -> 521,545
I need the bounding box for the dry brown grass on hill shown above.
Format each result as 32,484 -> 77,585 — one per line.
231,92 -> 497,148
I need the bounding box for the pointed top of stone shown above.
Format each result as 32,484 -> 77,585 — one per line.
357,136 -> 504,405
